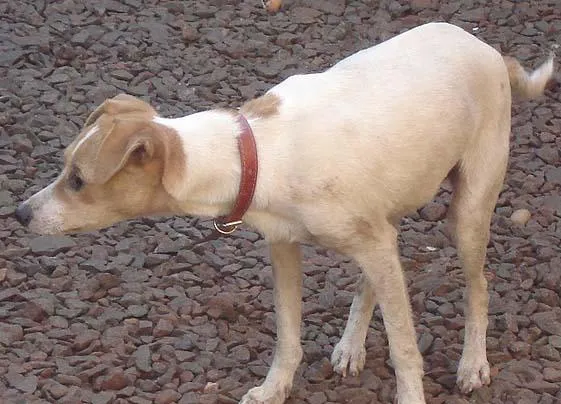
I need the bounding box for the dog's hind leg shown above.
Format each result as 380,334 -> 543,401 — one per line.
241,242 -> 303,404
331,274 -> 376,377
351,226 -> 425,404
448,131 -> 509,393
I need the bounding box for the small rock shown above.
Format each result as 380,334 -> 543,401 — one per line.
44,381 -> 68,399
290,7 -> 322,24
231,346 -> 251,363
74,329 -> 100,351
549,335 -> 561,348
203,382 -> 219,394
543,367 -> 561,383
418,331 -> 434,354
0,288 -> 22,301
6,371 -> 38,393
6,268 -> 26,286
182,25 -> 199,43
79,258 -> 107,272
206,295 -> 237,321
138,320 -> 153,335
511,209 -> 531,225
128,305 -> 148,318
29,236 -> 76,256
420,202 -> 447,221
305,358 -> 333,382
97,273 -> 120,289
538,344 -> 561,361
411,0 -> 439,11
545,167 -> 561,185
536,145 -> 559,164
153,319 -> 174,337
173,335 -> 194,350
134,344 -> 152,372
91,391 -> 115,404
155,389 -> 181,404
56,374 -> 82,386
0,323 -> 24,345
532,311 -> 561,335
71,30 -> 90,46
101,368 -> 129,390
307,391 -> 327,404
17,301 -> 49,322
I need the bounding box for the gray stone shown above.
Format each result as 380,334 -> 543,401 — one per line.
5,371 -> 37,393
91,391 -> 115,404
134,344 -> 152,372
29,236 -> 76,256
532,311 -> 561,335
545,167 -> 561,185
0,323 -> 24,345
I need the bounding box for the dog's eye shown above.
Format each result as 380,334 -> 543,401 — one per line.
68,172 -> 84,192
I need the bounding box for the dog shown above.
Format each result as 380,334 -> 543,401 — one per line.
15,23 -> 554,404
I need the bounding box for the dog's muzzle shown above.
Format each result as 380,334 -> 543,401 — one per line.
15,203 -> 33,226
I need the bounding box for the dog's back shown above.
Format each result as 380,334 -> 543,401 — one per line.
263,23 -> 510,219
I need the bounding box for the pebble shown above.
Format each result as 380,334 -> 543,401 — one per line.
101,368 -> 129,390
28,235 -> 76,255
44,381 -> 69,399
510,208 -> 531,225
134,345 -> 152,372
0,323 -> 24,345
153,319 -> 174,337
155,389 -> 181,404
5,371 -> 38,393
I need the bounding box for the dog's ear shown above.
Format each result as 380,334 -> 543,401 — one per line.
85,94 -> 156,127
82,119 -> 185,194
83,119 -> 156,184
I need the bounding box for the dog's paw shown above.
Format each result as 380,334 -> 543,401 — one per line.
239,384 -> 289,404
456,356 -> 491,393
331,339 -> 366,377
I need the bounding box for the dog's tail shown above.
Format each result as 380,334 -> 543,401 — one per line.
503,54 -> 553,100
503,54 -> 554,100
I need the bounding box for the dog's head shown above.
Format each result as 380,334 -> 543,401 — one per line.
15,94 -> 185,234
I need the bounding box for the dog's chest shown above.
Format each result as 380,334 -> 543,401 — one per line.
245,211 -> 312,243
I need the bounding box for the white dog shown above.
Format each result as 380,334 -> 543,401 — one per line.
16,23 -> 554,403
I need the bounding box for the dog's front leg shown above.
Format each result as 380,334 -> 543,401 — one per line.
352,228 -> 425,404
241,242 -> 303,404
331,274 -> 376,376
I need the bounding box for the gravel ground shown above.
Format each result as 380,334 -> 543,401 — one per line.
1,1 -> 560,403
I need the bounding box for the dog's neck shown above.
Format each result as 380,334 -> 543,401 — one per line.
154,110 -> 249,219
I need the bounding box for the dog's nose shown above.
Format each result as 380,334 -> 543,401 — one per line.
15,204 -> 33,226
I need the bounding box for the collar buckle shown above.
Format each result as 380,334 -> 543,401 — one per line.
213,219 -> 243,235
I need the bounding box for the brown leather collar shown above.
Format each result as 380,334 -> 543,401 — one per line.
213,114 -> 258,234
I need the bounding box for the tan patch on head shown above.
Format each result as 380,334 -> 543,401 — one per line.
85,94 -> 156,127
66,94 -> 158,163
46,94 -> 187,233
240,93 -> 281,118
